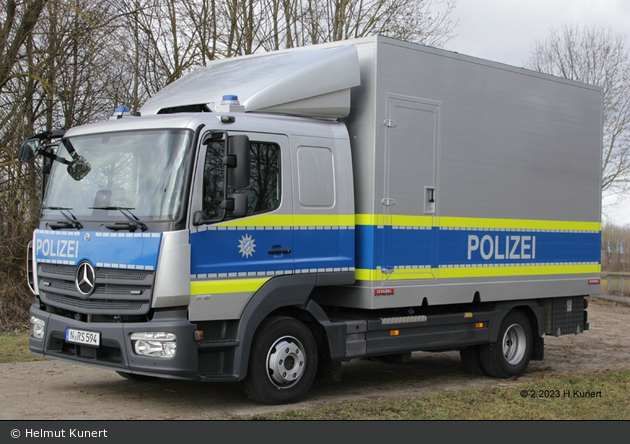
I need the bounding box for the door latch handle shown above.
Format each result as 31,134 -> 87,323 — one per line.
268,248 -> 291,255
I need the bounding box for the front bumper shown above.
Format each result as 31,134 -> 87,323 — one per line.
29,304 -> 198,380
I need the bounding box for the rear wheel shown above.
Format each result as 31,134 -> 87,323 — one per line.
242,316 -> 318,405
480,310 -> 533,378
460,345 -> 488,376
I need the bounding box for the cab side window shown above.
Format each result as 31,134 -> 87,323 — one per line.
202,141 -> 281,219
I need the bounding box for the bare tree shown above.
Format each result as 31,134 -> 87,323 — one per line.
0,0 -> 119,329
0,0 -> 49,93
260,0 -> 458,50
528,23 -> 630,198
601,221 -> 630,272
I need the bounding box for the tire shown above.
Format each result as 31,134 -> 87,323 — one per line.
116,371 -> 159,382
480,310 -> 533,378
460,345 -> 488,376
242,316 -> 318,405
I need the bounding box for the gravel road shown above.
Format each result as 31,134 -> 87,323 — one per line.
1,299 -> 628,420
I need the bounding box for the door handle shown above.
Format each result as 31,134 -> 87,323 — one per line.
268,248 -> 291,255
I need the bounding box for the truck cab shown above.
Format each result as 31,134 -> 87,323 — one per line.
26,103 -> 356,397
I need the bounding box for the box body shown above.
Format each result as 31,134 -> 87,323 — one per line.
317,36 -> 602,309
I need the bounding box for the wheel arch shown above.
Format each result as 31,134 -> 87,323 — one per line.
231,274 -> 342,381
266,303 -> 330,350
489,301 -> 546,343
512,304 -> 544,338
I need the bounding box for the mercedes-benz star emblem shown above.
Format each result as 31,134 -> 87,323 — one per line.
75,261 -> 95,296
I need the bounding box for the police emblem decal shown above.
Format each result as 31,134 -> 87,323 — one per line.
238,234 -> 256,258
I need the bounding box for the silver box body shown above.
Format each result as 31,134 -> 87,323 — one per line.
317,36 -> 603,309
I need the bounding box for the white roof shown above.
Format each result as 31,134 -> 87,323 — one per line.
140,45 -> 361,118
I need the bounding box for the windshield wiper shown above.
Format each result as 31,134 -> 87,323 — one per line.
43,206 -> 83,230
90,206 -> 148,232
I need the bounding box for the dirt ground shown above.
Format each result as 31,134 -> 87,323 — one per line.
0,298 -> 628,420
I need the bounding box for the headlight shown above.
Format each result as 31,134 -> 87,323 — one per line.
29,316 -> 45,339
130,332 -> 176,358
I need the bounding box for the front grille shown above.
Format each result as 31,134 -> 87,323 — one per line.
40,264 -> 150,281
38,264 -> 154,316
46,293 -> 144,311
45,279 -> 146,297
40,264 -> 75,277
97,270 -> 150,281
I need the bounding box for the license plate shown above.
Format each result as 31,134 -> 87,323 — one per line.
65,328 -> 100,347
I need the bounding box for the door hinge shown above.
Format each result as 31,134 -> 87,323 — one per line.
383,119 -> 398,128
382,198 -> 396,206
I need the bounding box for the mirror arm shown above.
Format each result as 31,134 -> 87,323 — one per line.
61,138 -> 79,159
28,128 -> 66,141
219,134 -> 231,222
39,149 -> 70,165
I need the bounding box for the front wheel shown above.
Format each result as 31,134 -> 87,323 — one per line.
480,310 -> 533,378
242,316 -> 318,405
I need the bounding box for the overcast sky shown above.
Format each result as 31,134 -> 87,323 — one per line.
444,0 -> 630,225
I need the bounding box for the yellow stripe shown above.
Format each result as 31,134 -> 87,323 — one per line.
356,264 -> 600,281
355,269 -> 435,280
436,217 -> 601,232
389,215 -> 433,227
356,214 -> 383,225
215,214 -> 354,228
356,214 -> 434,227
191,278 -> 270,294
293,214 -> 355,227
216,214 -> 290,227
438,264 -> 601,279
355,214 -> 600,232
208,214 -> 599,232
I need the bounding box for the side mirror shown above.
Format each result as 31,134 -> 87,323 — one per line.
192,193 -> 248,226
18,139 -> 42,162
221,193 -> 248,218
19,129 -> 67,162
67,154 -> 91,181
226,135 -> 250,189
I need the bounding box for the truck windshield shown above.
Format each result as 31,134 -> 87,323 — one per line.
41,129 -> 193,222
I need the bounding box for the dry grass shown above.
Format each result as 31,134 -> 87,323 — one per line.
0,271 -> 33,332
230,369 -> 630,420
0,330 -> 45,363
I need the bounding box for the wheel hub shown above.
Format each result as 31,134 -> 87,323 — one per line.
266,336 -> 306,388
502,323 -> 526,365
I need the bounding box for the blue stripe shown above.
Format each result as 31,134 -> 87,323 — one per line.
439,229 -> 600,266
191,227 -> 355,276
357,226 -> 600,270
34,230 -> 161,270
294,227 -> 354,270
356,224 -> 382,270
